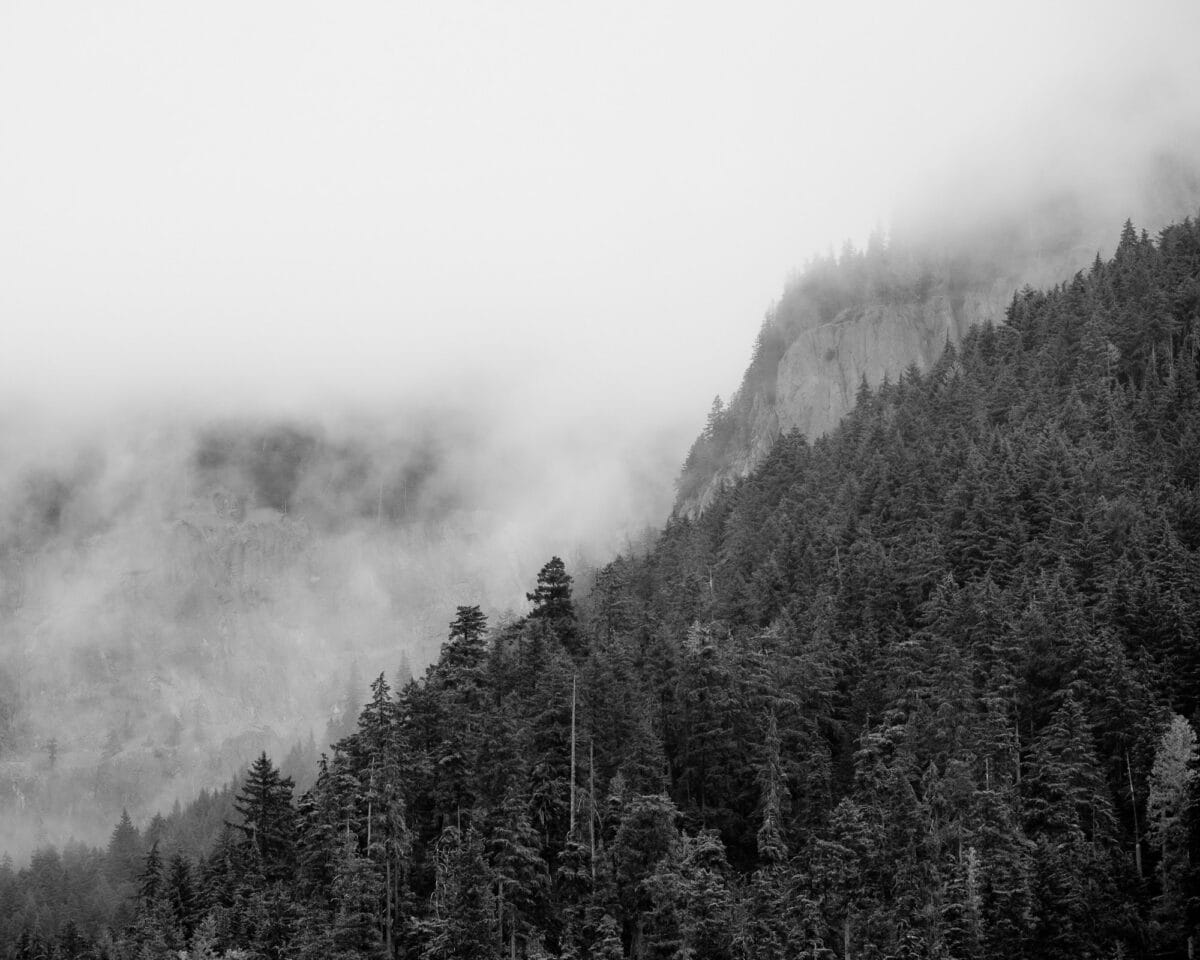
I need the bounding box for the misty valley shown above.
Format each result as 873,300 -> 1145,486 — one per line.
0,409 -> 664,848
2,211 -> 1200,958
9,0 -> 1200,954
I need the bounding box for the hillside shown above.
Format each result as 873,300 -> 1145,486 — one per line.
676,181 -> 1200,515
0,411 -> 673,861
5,212 -> 1200,958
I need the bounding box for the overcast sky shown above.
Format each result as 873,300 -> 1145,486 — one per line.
2,0 -> 1198,430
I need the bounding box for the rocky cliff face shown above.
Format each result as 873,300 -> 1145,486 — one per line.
678,161 -> 1200,517
676,261 -> 1040,516
773,283 -> 1010,438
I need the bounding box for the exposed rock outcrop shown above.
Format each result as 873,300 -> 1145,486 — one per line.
677,265 -> 1028,516
677,160 -> 1200,517
775,283 -> 1011,438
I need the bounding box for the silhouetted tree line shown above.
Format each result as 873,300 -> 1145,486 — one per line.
5,215 -> 1200,957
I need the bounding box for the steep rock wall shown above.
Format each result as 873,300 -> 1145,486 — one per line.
774,283 -> 1010,439
680,277 -> 1016,516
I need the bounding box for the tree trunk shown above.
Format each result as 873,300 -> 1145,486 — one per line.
570,674 -> 577,838
497,882 -> 505,954
1126,749 -> 1143,879
385,854 -> 393,958
589,740 -> 596,882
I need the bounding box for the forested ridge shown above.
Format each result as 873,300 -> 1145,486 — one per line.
5,215 -> 1200,958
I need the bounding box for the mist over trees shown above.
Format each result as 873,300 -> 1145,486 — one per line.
0,409 -> 676,861
5,213 -> 1200,957
676,160 -> 1200,512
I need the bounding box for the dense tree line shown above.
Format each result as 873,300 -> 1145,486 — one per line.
4,215 -> 1200,957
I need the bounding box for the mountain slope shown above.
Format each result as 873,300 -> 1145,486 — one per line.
677,184 -> 1200,515
0,410 -> 671,858
7,212 -> 1200,959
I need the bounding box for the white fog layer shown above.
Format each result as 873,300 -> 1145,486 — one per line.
1,0 -> 1199,856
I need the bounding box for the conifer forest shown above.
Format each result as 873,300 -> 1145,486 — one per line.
4,214 -> 1200,958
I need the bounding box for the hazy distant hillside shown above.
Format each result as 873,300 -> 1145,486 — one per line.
9,209 -> 1200,959
0,411 -> 677,857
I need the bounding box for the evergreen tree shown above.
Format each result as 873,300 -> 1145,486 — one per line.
107,808 -> 142,886
15,210 -> 1200,960
755,712 -> 789,864
165,853 -> 197,940
612,794 -> 680,956
138,841 -> 163,905
231,752 -> 296,880
528,557 -> 581,656
1147,714 -> 1198,955
488,792 -> 549,959
419,826 -> 496,960
330,830 -> 386,960
592,913 -> 624,960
